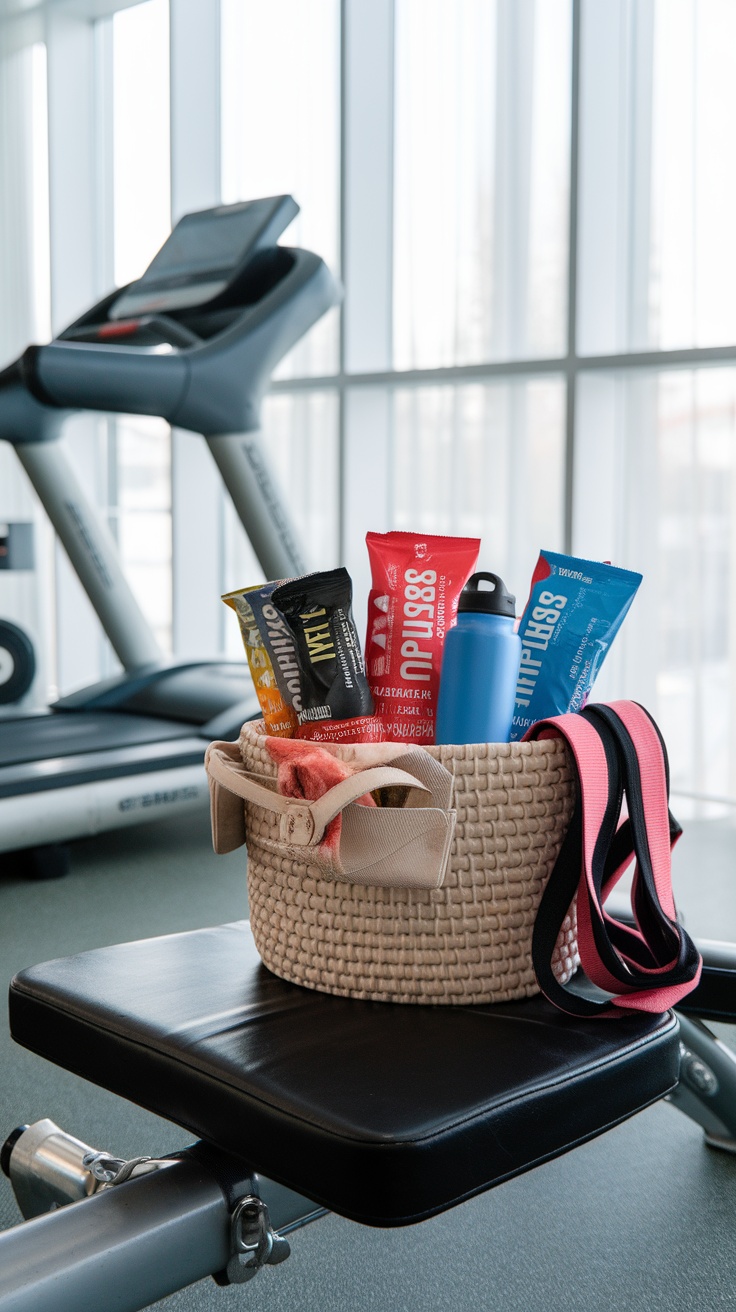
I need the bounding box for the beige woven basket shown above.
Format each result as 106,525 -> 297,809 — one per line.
229,721 -> 578,1006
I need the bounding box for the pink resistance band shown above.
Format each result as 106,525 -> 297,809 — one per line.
524,702 -> 702,1018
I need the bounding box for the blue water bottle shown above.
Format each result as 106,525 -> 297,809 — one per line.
435,572 -> 521,745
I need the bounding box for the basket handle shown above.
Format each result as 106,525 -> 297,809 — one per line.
205,740 -> 431,853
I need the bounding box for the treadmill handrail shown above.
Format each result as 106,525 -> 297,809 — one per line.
25,340 -> 189,426
26,249 -> 341,437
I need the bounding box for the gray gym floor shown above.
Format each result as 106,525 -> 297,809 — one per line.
2,803 -> 736,1311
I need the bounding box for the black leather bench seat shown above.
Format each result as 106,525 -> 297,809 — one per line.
9,922 -> 680,1226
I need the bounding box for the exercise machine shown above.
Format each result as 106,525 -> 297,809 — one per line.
0,522 -> 37,707
1,922 -> 735,1310
0,621 -> 35,708
0,196 -> 341,875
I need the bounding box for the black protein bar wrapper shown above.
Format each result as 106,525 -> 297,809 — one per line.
271,568 -> 374,723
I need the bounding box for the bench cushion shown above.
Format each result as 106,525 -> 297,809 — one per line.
9,922 -> 680,1226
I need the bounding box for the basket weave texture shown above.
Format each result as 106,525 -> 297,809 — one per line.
239,721 -> 579,1005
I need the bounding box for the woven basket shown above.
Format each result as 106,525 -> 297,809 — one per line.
236,721 -> 579,1005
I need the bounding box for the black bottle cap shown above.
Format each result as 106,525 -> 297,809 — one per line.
458,572 -> 516,617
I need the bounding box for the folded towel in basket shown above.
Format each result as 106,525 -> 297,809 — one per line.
265,737 -> 376,851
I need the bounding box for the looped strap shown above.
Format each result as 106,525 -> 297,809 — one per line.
525,701 -> 702,1017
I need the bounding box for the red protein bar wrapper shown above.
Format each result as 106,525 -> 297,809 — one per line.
296,714 -> 385,744
365,531 -> 480,744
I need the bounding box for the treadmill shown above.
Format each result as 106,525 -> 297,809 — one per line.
0,196 -> 341,877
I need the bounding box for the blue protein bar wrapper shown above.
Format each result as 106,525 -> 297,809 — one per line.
509,550 -> 642,742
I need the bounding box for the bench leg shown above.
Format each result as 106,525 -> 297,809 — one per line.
669,1013 -> 736,1152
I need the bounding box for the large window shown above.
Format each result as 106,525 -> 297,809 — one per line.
220,0 -> 340,379
393,0 -> 571,368
2,0 -> 736,821
578,0 -> 736,355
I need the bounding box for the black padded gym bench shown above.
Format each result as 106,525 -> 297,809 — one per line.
1,921 -> 734,1312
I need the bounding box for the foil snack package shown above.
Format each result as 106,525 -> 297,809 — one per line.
365,531 -> 480,744
271,568 -> 374,724
510,549 -> 643,741
246,582 -> 304,718
222,586 -> 297,737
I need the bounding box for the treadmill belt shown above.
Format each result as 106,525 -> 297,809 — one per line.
0,711 -> 195,769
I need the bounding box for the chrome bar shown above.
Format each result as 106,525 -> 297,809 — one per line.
0,1133 -> 325,1312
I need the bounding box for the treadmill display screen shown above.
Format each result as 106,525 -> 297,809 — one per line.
143,204 -> 278,284
110,195 -> 298,318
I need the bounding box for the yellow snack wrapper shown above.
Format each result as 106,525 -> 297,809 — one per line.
222,586 -> 297,737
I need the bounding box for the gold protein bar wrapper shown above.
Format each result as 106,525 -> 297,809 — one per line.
222,586 -> 297,737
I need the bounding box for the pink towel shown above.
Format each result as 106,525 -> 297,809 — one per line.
265,737 -> 376,851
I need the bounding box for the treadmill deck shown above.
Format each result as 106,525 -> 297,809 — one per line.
0,710 -> 205,799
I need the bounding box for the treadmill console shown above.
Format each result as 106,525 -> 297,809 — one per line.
109,195 -> 299,320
